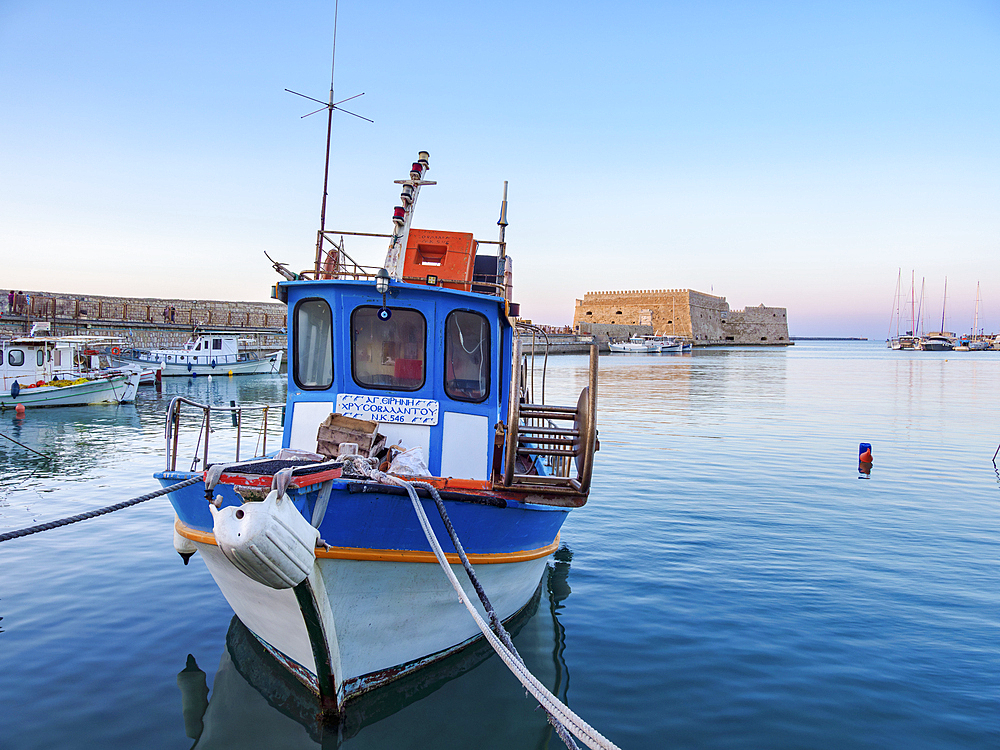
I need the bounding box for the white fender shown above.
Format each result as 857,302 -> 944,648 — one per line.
209,490 -> 320,589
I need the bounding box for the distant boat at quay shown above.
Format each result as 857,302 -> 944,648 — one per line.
608,334 -> 690,353
1,325 -> 140,408
113,331 -> 282,376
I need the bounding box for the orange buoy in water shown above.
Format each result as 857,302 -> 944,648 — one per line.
15,404 -> 26,416
859,443 -> 873,462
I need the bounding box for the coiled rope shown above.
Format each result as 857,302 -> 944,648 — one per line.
335,456 -> 619,750
0,476 -> 201,544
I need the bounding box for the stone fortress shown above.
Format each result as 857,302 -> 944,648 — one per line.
573,288 -> 790,345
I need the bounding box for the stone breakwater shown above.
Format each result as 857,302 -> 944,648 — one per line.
0,290 -> 286,349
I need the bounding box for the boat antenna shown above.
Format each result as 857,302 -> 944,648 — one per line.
285,0 -> 372,278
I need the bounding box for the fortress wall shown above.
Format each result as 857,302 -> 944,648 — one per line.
722,305 -> 790,344
0,289 -> 286,349
574,289 -> 717,337
573,288 -> 790,345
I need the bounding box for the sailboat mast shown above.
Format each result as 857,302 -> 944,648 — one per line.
910,270 -> 915,336
940,277 -> 947,333
973,281 -> 980,337
917,277 -> 925,336
888,268 -> 901,340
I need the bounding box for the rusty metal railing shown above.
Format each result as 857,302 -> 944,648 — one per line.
164,396 -> 284,472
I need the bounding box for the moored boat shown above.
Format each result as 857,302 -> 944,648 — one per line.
1,330 -> 141,408
114,331 -> 282,376
609,335 -> 660,353
650,335 -> 684,353
915,334 -> 954,351
155,153 -> 600,718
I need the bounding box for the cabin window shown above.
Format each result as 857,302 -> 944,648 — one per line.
37,350 -> 44,366
294,298 -> 334,390
445,310 -> 490,402
8,350 -> 24,367
351,306 -> 426,391
195,342 -> 201,351
213,339 -> 222,350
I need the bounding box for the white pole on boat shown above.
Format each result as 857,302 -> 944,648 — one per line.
887,268 -> 901,342
917,277 -> 925,337
385,153 -> 436,279
973,281 -> 980,338
940,277 -> 948,334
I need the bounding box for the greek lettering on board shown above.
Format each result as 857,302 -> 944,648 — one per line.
336,394 -> 439,425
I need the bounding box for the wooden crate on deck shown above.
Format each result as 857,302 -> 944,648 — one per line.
316,413 -> 385,458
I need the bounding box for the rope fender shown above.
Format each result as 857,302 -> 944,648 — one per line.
0,476 -> 202,544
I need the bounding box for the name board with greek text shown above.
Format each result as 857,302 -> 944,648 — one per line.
336,394 -> 439,425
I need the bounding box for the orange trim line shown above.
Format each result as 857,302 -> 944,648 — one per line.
175,519 -> 559,565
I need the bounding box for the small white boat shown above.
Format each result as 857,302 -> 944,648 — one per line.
915,334 -> 954,351
650,336 -> 684,353
609,335 -> 661,353
889,335 -> 920,350
1,332 -> 140,408
114,331 -> 282,377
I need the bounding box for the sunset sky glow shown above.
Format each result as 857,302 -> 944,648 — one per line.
2,1 -> 998,338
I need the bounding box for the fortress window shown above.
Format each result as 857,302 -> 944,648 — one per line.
725,336 -> 735,341
615,311 -> 622,315
760,337 -> 768,341
586,311 -> 592,316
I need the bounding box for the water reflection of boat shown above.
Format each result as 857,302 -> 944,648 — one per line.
178,550 -> 575,748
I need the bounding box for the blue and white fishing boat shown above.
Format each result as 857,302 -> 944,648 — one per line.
155,153 -> 599,717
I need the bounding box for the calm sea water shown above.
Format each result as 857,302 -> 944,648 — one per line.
1,342 -> 997,749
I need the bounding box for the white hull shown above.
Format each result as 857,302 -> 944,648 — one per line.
195,540 -> 548,708
608,343 -> 658,353
0,372 -> 139,408
115,351 -> 282,376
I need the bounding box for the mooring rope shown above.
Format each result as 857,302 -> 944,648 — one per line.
0,476 -> 201,544
410,480 -> 581,750
353,466 -> 618,750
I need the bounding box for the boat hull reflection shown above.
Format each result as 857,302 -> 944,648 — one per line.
180,549 -> 574,748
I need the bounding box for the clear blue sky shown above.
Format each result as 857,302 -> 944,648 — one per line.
2,1 -> 998,338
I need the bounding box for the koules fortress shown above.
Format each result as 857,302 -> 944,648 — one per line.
573,288 -> 790,345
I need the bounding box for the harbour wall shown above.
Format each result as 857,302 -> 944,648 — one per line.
0,290 -> 286,349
